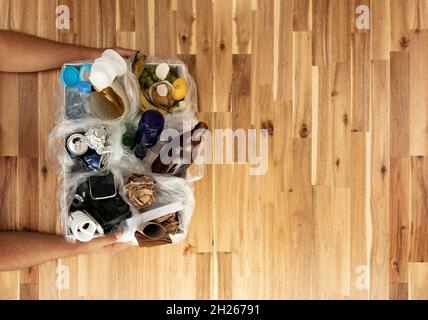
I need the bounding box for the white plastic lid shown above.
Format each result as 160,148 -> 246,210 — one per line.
156,84 -> 168,97
155,63 -> 170,81
89,59 -> 116,90
102,49 -> 127,76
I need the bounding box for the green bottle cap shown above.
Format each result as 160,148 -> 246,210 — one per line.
122,134 -> 136,150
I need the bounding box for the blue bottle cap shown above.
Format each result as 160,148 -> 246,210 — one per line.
60,66 -> 79,88
79,64 -> 92,81
77,80 -> 92,93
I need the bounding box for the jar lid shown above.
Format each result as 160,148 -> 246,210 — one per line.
61,66 -> 79,88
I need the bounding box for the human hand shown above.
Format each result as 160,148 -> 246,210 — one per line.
78,232 -> 133,255
110,47 -> 138,59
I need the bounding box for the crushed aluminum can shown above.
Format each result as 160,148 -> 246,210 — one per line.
82,149 -> 111,171
84,126 -> 110,155
66,133 -> 88,159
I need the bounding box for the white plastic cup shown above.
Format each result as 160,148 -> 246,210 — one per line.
89,59 -> 117,90
102,49 -> 127,77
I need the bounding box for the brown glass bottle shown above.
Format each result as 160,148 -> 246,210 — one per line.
151,122 -> 208,176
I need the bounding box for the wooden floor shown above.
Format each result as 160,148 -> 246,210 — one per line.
0,0 -> 427,300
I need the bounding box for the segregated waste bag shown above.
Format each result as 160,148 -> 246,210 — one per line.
49,51 -> 205,247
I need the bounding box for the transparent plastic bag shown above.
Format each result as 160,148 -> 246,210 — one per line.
51,50 -> 203,246
60,168 -> 133,242
49,118 -> 126,174
134,53 -> 198,116
59,57 -> 139,123
116,155 -> 196,245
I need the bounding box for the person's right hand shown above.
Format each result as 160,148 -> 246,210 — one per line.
78,232 -> 133,255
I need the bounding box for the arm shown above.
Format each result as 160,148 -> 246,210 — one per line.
0,231 -> 131,271
0,30 -> 135,72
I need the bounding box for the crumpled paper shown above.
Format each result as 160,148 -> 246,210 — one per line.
124,174 -> 156,209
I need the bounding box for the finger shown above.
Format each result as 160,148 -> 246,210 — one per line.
114,47 -> 137,58
94,232 -> 123,246
102,242 -> 133,254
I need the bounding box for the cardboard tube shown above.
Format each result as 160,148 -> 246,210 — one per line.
137,222 -> 167,240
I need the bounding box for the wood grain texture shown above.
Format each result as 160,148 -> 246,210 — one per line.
0,0 -> 427,300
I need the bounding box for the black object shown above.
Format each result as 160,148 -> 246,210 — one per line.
69,172 -> 131,233
89,173 -> 117,200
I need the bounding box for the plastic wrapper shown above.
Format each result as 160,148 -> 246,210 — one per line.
50,50 -> 203,247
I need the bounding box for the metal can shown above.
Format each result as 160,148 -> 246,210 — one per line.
66,133 -> 88,159
82,149 -> 111,171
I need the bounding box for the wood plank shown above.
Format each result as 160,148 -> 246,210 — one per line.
195,0 -> 214,112
409,263 -> 428,299
312,0 -> 331,66
390,283 -> 408,300
351,33 -> 370,132
0,156 -> 18,231
409,156 -> 428,262
390,51 -> 410,157
273,0 -> 293,102
252,0 -> 274,87
17,158 -> 39,232
409,0 -> 428,30
177,0 -> 196,54
78,254 -> 116,299
18,73 -> 38,158
289,138 -> 314,299
390,0 -> 409,52
293,32 -> 312,139
37,0 -> 58,41
273,100 -> 293,193
135,0 -> 152,54
100,0 -> 117,48
217,252 -> 232,299
331,0 -> 350,63
20,266 -> 39,300
332,62 -> 350,187
196,252 -> 212,299
268,193 -> 291,299
0,73 -> 19,156
369,60 -> 390,299
313,186 -> 349,299
154,0 -> 177,58
37,71 -> 60,235
76,0 -> 101,47
116,0 -> 134,32
350,132 -> 368,299
315,66 -> 333,186
0,0 -> 10,29
409,30 -> 428,156
231,54 -> 252,130
370,0 -> 391,60
214,0 -> 232,112
0,271 -> 19,299
0,156 -> 19,300
188,112 -> 213,253
293,0 -> 311,31
232,0 -> 252,54
9,0 -> 38,35
389,157 -> 409,284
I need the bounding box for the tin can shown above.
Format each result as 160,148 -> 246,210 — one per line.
82,149 -> 111,171
66,133 -> 88,159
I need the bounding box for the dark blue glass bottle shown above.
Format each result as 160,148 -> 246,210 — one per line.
135,110 -> 165,159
